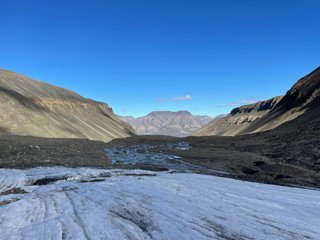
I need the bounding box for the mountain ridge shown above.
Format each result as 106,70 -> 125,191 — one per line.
0,69 -> 134,142
195,66 -> 320,137
194,96 -> 282,136
120,110 -> 213,137
241,66 -> 320,134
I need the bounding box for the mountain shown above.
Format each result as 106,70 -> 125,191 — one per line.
120,111 -> 213,137
194,96 -> 282,136
0,69 -> 134,142
241,66 -> 320,134
195,66 -> 320,136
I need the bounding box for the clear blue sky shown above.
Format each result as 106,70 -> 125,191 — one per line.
1,0 -> 319,117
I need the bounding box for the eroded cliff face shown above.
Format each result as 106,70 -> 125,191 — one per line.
194,96 -> 282,136
230,97 -> 283,115
0,69 -> 134,142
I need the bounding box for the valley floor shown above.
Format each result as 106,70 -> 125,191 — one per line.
0,167 -> 319,240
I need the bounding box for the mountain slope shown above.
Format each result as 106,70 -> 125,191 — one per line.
0,69 -> 134,142
195,66 -> 320,136
120,111 -> 213,137
194,96 -> 282,136
241,66 -> 320,134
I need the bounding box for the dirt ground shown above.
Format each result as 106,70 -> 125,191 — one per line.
0,135 -> 110,168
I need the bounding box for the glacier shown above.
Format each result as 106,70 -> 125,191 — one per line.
0,167 -> 319,240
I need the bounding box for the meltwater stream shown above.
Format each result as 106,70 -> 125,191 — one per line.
105,142 -> 226,174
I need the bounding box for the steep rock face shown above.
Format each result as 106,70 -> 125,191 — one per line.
230,97 -> 283,115
120,111 -> 213,137
279,66 -> 320,109
0,69 -> 134,142
194,97 -> 282,136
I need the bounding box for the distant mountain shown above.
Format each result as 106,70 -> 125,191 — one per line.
194,97 -> 282,136
0,69 -> 134,142
195,66 -> 320,136
120,111 -> 213,137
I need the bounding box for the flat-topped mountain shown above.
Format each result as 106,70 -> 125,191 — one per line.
194,96 -> 282,136
0,69 -> 134,142
195,66 -> 320,136
120,111 -> 213,137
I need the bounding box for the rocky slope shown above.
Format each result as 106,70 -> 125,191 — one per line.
0,69 -> 134,142
194,96 -> 282,136
120,111 -> 213,137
